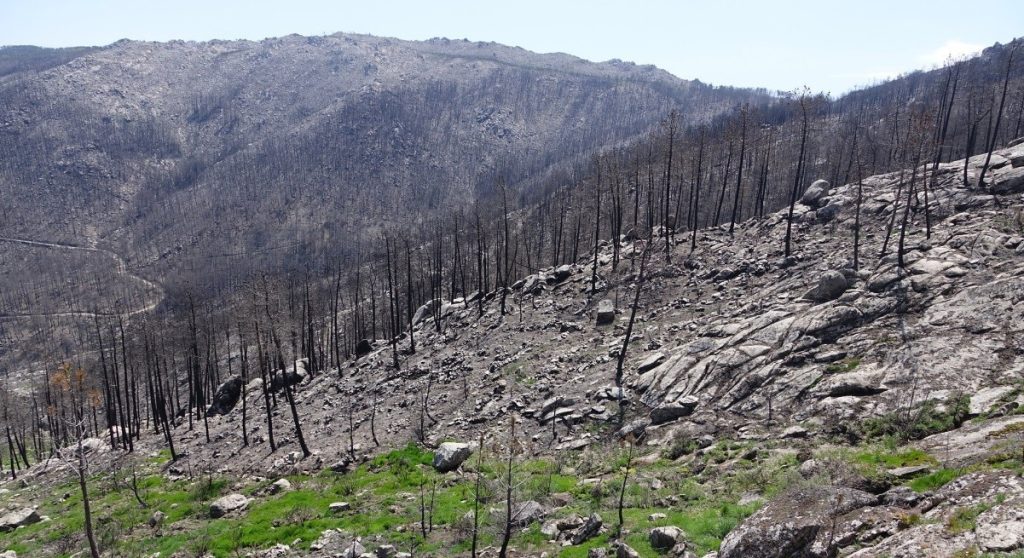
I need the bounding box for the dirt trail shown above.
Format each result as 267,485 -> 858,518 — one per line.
0,236 -> 164,319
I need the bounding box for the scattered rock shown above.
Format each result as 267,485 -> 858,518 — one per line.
329,502 -> 351,513
210,494 -> 249,518
570,513 -> 603,545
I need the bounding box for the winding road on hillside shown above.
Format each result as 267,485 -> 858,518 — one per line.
0,236 -> 164,320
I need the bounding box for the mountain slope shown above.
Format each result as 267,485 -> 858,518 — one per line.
0,33 -> 763,293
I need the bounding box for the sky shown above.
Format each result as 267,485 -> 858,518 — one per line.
1,0 -> 1021,95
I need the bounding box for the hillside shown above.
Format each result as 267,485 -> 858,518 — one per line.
3,137 -> 1023,557
0,34 -> 761,293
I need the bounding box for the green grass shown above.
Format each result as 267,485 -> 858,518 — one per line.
909,469 -> 963,493
946,502 -> 993,534
824,356 -> 862,373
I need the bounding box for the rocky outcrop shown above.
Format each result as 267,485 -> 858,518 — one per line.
719,486 -> 878,558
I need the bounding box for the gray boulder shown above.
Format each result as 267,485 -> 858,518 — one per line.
0,508 -> 40,532
511,500 -> 547,527
800,179 -> 831,208
650,395 -> 698,425
432,442 -> 473,472
210,494 -> 249,518
570,513 -> 603,545
552,264 -> 573,283
650,525 -> 685,549
802,270 -> 849,303
207,375 -> 243,416
596,299 -> 616,325
718,486 -> 876,558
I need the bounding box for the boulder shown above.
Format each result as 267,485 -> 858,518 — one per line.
650,395 -> 698,425
270,478 -> 292,494
207,375 -> 243,416
991,166 -> 1024,194
210,494 -> 249,518
615,542 -> 640,558
511,500 -> 547,527
596,299 -> 616,325
718,486 -> 877,558
432,442 -> 473,473
649,525 -> 685,549
148,510 -> 166,528
637,352 -> 666,373
802,270 -> 849,303
0,508 -> 41,532
552,264 -> 573,283
412,300 -> 438,325
329,502 -> 351,513
570,513 -> 603,545
800,179 -> 831,208
355,339 -> 373,357
0,551 -> 16,558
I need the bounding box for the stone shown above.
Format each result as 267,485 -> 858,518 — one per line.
270,478 -> 292,494
329,502 -> 351,513
637,352 -> 666,373
802,270 -> 848,303
210,494 -> 249,518
596,299 -> 615,325
148,510 -> 166,528
886,465 -> 930,479
0,508 -> 41,532
650,395 -> 698,425
780,425 -> 809,439
649,525 -> 685,549
588,549 -> 608,558
412,300 -> 438,325
552,264 -> 573,283
800,179 -> 831,208
432,442 -> 473,472
615,543 -> 641,558
719,486 -> 877,558
207,375 -> 243,416
0,551 -> 16,558
375,544 -> 397,558
991,165 -> 1024,194
355,339 -> 373,357
511,500 -> 547,527
969,386 -> 1015,415
648,512 -> 667,521
570,513 -> 603,545
339,540 -> 366,558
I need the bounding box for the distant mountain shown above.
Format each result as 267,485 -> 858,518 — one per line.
0,33 -> 765,294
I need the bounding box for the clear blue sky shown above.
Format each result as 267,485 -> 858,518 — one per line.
1,0 -> 1021,94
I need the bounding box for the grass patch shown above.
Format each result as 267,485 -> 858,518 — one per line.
908,468 -> 962,493
825,356 -> 862,373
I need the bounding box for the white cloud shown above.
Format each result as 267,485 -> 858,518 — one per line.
921,40 -> 983,66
